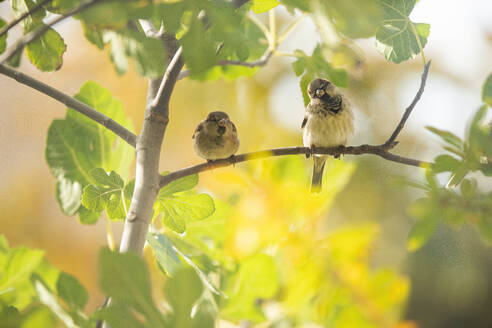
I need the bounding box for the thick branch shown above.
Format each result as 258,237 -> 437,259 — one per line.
0,64 -> 137,147
0,0 -> 102,65
159,146 -> 432,188
0,0 -> 52,39
178,49 -> 273,80
150,46 -> 185,113
384,61 -> 431,147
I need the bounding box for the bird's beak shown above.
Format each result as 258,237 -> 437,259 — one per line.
218,119 -> 227,127
315,88 -> 325,98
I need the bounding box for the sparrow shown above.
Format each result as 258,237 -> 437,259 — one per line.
302,78 -> 354,193
193,111 -> 240,161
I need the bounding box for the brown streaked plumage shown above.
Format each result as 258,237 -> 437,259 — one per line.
302,78 -> 354,193
193,111 -> 240,161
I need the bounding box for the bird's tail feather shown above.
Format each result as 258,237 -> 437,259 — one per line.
311,155 -> 327,193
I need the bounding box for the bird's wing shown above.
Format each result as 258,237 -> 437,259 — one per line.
192,122 -> 203,139
301,115 -> 308,129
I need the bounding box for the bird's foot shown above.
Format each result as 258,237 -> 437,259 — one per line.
306,145 -> 315,159
334,145 -> 346,159
228,155 -> 237,167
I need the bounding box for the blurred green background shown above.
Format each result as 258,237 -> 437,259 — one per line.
1,1 -> 492,327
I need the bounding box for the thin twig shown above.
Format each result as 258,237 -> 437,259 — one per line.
0,0 -> 52,39
160,62 -> 433,188
217,50 -> 273,67
0,64 -> 137,147
178,50 -> 273,80
159,146 -> 431,188
0,0 -> 102,65
384,61 -> 431,147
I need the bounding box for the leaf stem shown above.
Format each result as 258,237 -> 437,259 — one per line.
409,22 -> 427,66
247,13 -> 272,46
269,9 -> 276,49
277,13 -> 307,44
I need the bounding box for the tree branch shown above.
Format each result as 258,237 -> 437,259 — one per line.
0,0 -> 102,65
0,64 -> 137,147
160,62 -> 433,188
384,61 -> 431,147
150,46 -> 185,113
178,47 -> 273,80
0,0 -> 52,39
159,146 -> 432,188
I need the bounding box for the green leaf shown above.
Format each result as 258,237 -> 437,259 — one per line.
17,306 -> 57,328
460,178 -> 477,198
426,126 -> 463,150
47,0 -> 84,14
321,0 -> 383,38
181,17 -> 217,75
0,248 -> 44,289
96,303 -> 145,328
90,168 -> 124,188
155,2 -> 187,35
156,193 -> 215,233
103,29 -> 167,78
7,50 -> 22,67
98,249 -> 165,326
75,1 -> 153,29
78,206 -> 100,225
33,278 -> 77,328
292,56 -> 307,76
56,177 -> 83,216
45,81 -> 134,217
446,162 -> 470,187
407,216 -> 439,252
160,174 -> 198,197
478,216 -> 492,244
279,0 -> 310,12
81,22 -> 104,49
467,106 -> 491,161
11,0 -> 46,27
56,272 -> 88,310
482,73 -> 492,107
251,0 -> 279,13
81,185 -> 106,212
0,19 -> 7,54
376,0 -> 430,63
294,46 -> 349,106
146,231 -> 182,277
433,154 -> 461,173
221,254 -> 279,322
25,26 -> 67,71
188,8 -> 268,81
163,267 -> 214,328
299,70 -> 314,107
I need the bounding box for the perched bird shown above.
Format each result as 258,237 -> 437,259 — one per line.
302,78 -> 354,193
193,111 -> 240,161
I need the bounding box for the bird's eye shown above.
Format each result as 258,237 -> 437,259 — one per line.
315,88 -> 325,98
